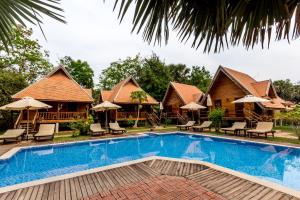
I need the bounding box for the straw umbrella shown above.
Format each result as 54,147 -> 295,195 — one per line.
232,95 -> 270,126
232,95 -> 270,103
206,94 -> 213,112
159,102 -> 164,124
180,102 -> 206,121
0,96 -> 52,139
92,101 -> 121,129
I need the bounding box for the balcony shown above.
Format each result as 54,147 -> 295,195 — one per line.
38,112 -> 87,123
116,111 -> 147,121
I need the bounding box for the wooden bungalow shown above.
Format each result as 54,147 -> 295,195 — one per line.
12,66 -> 94,132
99,77 -> 158,125
162,82 -> 203,122
200,66 -> 292,122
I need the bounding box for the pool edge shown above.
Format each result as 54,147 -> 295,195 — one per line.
0,156 -> 300,199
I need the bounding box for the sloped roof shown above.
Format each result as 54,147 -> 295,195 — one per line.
163,82 -> 203,105
100,77 -> 158,104
13,66 -> 94,102
204,66 -> 289,109
251,80 -> 270,97
101,90 -> 113,101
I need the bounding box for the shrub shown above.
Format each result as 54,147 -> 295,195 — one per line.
208,108 -> 224,132
165,118 -> 172,126
127,118 -> 135,127
276,105 -> 300,140
294,126 -> 300,140
69,115 -> 94,136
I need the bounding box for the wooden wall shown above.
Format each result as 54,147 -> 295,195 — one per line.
163,87 -> 184,114
209,72 -> 253,117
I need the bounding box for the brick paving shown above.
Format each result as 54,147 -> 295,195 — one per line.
86,175 -> 225,200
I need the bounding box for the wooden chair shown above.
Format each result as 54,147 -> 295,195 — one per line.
247,122 -> 275,138
109,122 -> 126,134
192,121 -> 212,132
177,121 -> 196,130
90,123 -> 106,136
34,124 -> 55,141
221,122 -> 247,135
0,129 -> 25,143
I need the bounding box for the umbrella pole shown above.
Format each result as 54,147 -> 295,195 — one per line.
105,110 -> 108,130
27,108 -> 29,140
192,110 -> 194,121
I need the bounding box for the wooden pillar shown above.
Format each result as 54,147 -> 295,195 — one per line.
55,123 -> 59,133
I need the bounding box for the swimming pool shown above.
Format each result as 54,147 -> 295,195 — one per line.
1,133 -> 300,191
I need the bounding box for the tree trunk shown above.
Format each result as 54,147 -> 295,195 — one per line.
134,105 -> 140,128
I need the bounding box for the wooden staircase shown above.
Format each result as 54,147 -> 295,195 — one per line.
146,112 -> 160,127
244,109 -> 263,123
14,111 -> 38,133
176,112 -> 188,124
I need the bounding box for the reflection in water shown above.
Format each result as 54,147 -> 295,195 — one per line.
0,134 -> 300,191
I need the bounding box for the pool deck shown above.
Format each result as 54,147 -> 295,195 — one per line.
0,158 -> 299,200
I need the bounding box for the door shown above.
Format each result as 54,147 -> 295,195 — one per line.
234,98 -> 244,117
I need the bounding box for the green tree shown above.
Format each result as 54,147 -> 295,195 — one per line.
0,70 -> 28,129
59,56 -> 94,88
273,79 -> 296,102
0,26 -> 53,83
276,105 -> 300,139
139,54 -> 171,101
99,55 -> 143,89
294,84 -> 300,103
113,0 -> 300,53
130,90 -> 148,127
189,66 -> 212,93
0,0 -> 64,49
208,108 -> 224,132
168,64 -> 190,83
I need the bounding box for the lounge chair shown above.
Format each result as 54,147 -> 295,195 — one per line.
247,122 -> 275,138
221,122 -> 247,135
34,124 -> 55,141
109,122 -> 126,134
90,123 -> 106,136
177,121 -> 195,130
0,129 -> 25,143
192,121 -> 212,132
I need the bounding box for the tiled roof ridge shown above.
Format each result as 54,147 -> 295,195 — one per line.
12,66 -> 93,102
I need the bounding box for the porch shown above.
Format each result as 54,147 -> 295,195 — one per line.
116,111 -> 147,121
37,111 -> 87,123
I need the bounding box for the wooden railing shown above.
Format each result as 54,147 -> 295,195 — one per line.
32,111 -> 38,130
146,112 -> 160,126
14,110 -> 23,128
116,111 -> 146,119
38,112 -> 87,121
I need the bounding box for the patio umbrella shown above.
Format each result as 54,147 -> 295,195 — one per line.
232,95 -> 270,103
206,94 -> 213,107
0,96 -> 52,139
92,101 -> 121,129
180,102 -> 206,121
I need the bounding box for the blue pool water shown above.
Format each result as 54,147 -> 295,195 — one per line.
1,133 -> 300,191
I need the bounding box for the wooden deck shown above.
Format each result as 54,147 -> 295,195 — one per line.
0,159 -> 298,200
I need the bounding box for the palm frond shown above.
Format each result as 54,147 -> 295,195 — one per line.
113,0 -> 300,53
0,0 -> 65,50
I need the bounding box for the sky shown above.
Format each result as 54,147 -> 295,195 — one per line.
29,0 -> 300,84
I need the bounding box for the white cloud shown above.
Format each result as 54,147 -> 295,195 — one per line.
30,0 -> 300,84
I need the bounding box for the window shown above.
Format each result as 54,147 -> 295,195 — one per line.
214,99 -> 222,108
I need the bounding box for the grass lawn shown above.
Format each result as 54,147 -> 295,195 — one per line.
201,130 -> 300,146
48,125 -> 300,146
274,125 -> 296,134
53,125 -> 177,143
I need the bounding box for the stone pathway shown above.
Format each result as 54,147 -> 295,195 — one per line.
86,175 -> 225,200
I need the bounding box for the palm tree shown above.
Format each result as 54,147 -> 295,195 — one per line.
0,0 -> 65,49
113,0 -> 300,53
130,90 -> 148,127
